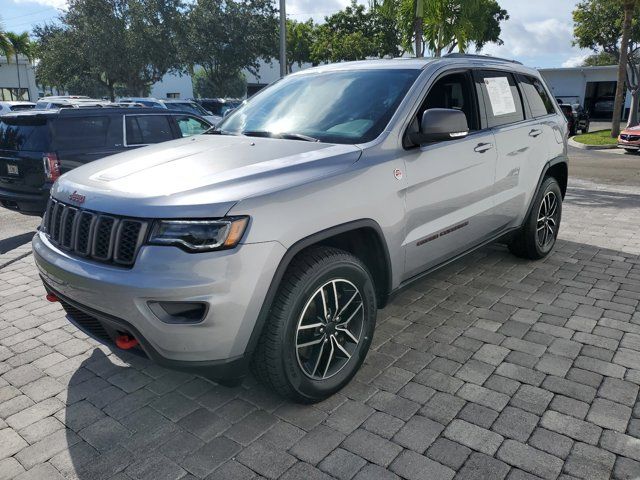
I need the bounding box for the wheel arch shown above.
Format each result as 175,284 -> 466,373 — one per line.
245,219 -> 393,357
523,155 -> 568,226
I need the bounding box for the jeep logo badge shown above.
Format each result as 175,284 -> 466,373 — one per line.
69,191 -> 86,204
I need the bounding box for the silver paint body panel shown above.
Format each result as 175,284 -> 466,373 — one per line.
34,57 -> 568,363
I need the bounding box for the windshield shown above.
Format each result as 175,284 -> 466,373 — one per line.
217,69 -> 420,144
169,102 -> 209,116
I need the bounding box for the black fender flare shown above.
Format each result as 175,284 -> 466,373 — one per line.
244,219 -> 392,357
522,155 -> 568,226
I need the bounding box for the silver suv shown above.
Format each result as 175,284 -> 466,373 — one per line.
33,55 -> 568,402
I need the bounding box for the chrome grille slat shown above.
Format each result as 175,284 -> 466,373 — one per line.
42,199 -> 147,268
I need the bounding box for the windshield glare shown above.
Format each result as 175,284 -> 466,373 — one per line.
218,69 -> 420,144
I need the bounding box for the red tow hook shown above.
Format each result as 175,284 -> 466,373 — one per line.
46,293 -> 59,303
116,334 -> 139,350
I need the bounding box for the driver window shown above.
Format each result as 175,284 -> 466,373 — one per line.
419,72 -> 479,131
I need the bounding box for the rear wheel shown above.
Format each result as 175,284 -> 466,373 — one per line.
252,246 -> 376,403
582,122 -> 589,134
509,176 -> 562,260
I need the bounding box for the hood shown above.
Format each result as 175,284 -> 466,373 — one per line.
621,125 -> 640,134
52,134 -> 361,218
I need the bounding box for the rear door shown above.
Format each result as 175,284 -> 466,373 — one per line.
474,69 -> 545,228
50,115 -> 123,173
123,114 -> 174,147
0,115 -> 51,193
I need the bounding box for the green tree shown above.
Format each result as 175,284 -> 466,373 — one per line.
311,0 -> 400,63
583,52 -> 618,66
181,0 -> 277,98
399,0 -> 509,57
0,18 -> 13,65
573,0 -> 640,130
5,32 -> 33,100
34,0 -> 185,100
193,69 -> 246,97
285,19 -> 315,73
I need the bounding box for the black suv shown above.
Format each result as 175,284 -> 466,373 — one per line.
559,103 -> 590,136
0,108 -> 212,215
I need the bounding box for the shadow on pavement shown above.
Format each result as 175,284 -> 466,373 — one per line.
565,187 -> 640,210
0,231 -> 35,254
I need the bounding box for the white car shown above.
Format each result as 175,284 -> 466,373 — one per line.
0,101 -> 36,114
119,97 -> 221,125
34,98 -> 111,109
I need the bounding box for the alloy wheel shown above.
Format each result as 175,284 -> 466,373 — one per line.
295,279 -> 364,380
537,191 -> 559,248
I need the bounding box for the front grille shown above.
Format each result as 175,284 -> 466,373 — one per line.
42,199 -> 148,267
620,134 -> 640,142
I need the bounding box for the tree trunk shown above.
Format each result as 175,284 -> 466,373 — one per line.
611,1 -> 634,137
108,81 -> 115,102
627,88 -> 640,127
14,52 -> 22,100
414,17 -> 423,57
414,0 -> 423,57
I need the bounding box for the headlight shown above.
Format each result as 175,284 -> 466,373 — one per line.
148,217 -> 249,252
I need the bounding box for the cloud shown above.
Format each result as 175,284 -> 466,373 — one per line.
11,0 -> 67,10
562,53 -> 591,68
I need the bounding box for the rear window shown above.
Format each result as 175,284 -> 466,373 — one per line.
10,105 -> 35,112
519,75 -> 556,118
0,117 -> 50,151
51,117 -> 111,149
125,115 -> 174,145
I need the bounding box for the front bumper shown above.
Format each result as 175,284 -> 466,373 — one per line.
33,232 -> 285,374
618,142 -> 640,150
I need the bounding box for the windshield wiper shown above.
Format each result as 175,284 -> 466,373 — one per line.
205,128 -> 236,136
241,130 -> 320,142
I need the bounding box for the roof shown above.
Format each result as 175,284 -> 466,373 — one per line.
289,54 -> 534,76
0,101 -> 36,106
0,107 -> 203,119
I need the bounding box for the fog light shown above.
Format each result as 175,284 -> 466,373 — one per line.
148,301 -> 208,324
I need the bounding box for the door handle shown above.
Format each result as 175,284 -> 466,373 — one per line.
474,142 -> 494,153
529,129 -> 543,138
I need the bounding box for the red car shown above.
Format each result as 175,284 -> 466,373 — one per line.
618,126 -> 640,153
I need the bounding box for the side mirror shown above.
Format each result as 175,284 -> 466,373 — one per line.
409,108 -> 469,145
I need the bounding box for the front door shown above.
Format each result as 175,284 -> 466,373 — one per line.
402,70 -> 499,280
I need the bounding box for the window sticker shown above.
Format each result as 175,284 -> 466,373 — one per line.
484,77 -> 516,116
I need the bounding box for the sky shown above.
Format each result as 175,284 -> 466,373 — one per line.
0,0 -> 593,69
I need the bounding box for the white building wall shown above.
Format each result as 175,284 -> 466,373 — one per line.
150,72 -> 194,99
0,57 -> 39,101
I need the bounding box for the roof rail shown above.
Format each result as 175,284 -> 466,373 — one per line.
443,53 -> 523,65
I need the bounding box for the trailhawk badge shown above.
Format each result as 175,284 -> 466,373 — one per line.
68,191 -> 86,204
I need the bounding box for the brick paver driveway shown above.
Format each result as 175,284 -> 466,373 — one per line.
1,179 -> 640,480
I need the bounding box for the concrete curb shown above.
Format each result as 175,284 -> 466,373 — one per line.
568,137 -> 620,150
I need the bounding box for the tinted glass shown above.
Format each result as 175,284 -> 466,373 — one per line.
519,75 -> 556,117
175,115 -> 211,137
126,115 -> 173,144
421,72 -> 478,131
169,102 -> 209,116
51,117 -> 110,149
0,117 -> 50,151
218,69 -> 420,144
476,71 -> 525,128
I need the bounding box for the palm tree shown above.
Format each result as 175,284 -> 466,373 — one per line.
0,18 -> 14,72
611,0 -> 639,137
5,32 -> 32,101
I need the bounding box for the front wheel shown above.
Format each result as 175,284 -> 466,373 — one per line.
509,176 -> 563,260
624,148 -> 638,154
251,246 -> 377,403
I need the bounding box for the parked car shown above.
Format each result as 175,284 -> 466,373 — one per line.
194,98 -> 242,118
34,55 -> 568,402
0,101 -> 36,114
559,103 -> 590,136
618,125 -> 640,153
0,108 -> 212,215
34,97 -> 112,109
119,97 -> 221,125
593,96 -> 615,117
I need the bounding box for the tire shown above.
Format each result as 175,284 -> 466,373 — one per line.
582,123 -> 589,134
624,149 -> 638,154
251,246 -> 377,403
569,125 -> 577,137
509,176 -> 562,260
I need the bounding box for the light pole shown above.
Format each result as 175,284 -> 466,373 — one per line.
279,0 -> 287,77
